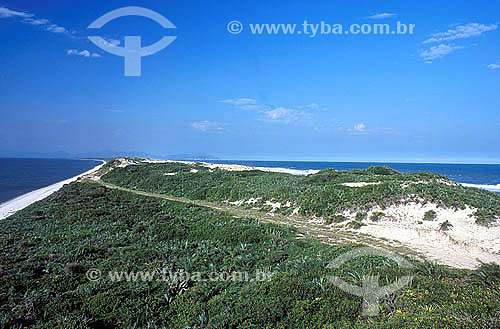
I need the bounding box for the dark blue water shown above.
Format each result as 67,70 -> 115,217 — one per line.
0,158 -> 101,204
205,160 -> 500,191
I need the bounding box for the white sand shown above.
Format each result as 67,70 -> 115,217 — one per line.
141,159 -> 320,176
202,163 -> 255,172
342,182 -> 382,188
355,202 -> 500,268
0,160 -> 105,220
254,167 -> 320,176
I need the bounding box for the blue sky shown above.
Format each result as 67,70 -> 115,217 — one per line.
0,0 -> 499,163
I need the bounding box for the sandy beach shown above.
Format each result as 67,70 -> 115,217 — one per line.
0,160 -> 105,220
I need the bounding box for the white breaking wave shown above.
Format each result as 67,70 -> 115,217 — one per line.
254,166 -> 320,176
460,183 -> 500,192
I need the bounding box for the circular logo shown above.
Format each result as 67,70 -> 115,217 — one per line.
227,20 -> 243,34
86,268 -> 102,281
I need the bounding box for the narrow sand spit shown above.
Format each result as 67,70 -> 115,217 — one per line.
0,161 -> 105,220
141,159 -> 319,175
202,163 -> 255,172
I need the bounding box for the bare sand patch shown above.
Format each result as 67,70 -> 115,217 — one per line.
342,182 -> 382,188
356,202 -> 500,268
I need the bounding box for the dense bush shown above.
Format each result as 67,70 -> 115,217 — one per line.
1,182 -> 499,328
101,162 -> 500,223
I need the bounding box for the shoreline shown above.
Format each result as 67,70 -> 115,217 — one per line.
0,160 -> 106,220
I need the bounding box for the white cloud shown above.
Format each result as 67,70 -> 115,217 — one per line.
218,98 -> 256,106
419,44 -> 463,61
347,123 -> 394,135
238,104 -> 269,111
46,24 -> 67,33
219,98 -> 319,127
304,103 -> 319,110
191,121 -> 227,132
487,63 -> 500,70
263,107 -> 295,122
67,49 -> 101,58
0,7 -> 32,18
25,18 -> 49,25
261,107 -> 315,125
423,23 -> 498,44
0,6 -> 69,34
106,106 -> 124,113
353,123 -> 366,132
367,13 -> 397,20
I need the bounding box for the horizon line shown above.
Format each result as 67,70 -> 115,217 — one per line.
2,156 -> 499,166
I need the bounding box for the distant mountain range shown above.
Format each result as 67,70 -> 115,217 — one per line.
0,150 -> 219,161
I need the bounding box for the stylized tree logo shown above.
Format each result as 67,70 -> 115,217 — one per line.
88,7 -> 177,76
326,247 -> 413,316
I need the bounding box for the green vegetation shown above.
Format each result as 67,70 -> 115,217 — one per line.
0,183 -> 500,328
1,182 -> 500,328
355,212 -> 367,220
325,214 -> 348,225
101,161 -> 500,224
370,212 -> 385,221
439,220 -> 453,231
471,262 -> 500,287
347,221 -> 367,230
2,160 -> 500,327
423,210 -> 437,221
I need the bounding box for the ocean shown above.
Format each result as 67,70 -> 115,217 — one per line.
0,158 -> 101,204
1,159 -> 499,205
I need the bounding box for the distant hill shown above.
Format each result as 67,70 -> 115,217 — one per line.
0,150 -> 219,161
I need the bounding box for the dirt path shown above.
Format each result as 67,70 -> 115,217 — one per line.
85,178 -> 425,261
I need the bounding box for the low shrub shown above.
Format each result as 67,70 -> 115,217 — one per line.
439,220 -> 453,231
355,212 -> 367,220
346,221 -> 366,229
370,211 -> 385,221
423,210 -> 437,221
